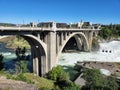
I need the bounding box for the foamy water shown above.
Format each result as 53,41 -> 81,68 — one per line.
58,41 -> 120,65
1,41 -> 120,65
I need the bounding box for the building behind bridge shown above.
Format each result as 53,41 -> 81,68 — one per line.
0,21 -> 101,29
37,21 -> 101,29
37,22 -> 68,28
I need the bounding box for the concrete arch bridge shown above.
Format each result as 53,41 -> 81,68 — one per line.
0,22 -> 100,76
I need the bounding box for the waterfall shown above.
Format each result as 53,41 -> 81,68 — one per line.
98,41 -> 120,61
58,40 -> 120,65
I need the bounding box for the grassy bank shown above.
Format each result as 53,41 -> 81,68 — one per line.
0,36 -> 30,49
0,71 -> 54,89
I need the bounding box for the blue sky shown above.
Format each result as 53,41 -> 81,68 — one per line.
0,0 -> 120,24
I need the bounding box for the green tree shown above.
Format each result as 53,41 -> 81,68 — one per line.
115,25 -> 120,36
48,66 -> 80,90
62,83 -> 80,90
15,46 -> 28,74
100,27 -> 112,39
21,47 -> 26,56
99,24 -> 120,39
48,65 -> 69,81
83,68 -> 104,90
83,68 -> 119,90
104,76 -> 119,90
15,46 -> 21,59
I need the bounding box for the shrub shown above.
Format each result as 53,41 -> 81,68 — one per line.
48,65 -> 69,81
48,66 -> 80,90
20,61 -> 29,73
39,87 -> 51,90
6,73 -> 34,84
24,73 -> 54,89
0,69 -> 7,75
61,82 -> 80,90
82,68 -> 119,90
14,73 -> 27,81
6,73 -> 13,79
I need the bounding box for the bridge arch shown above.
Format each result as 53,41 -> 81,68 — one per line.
22,35 -> 47,76
57,32 -> 89,62
0,35 -> 47,76
23,35 -> 47,53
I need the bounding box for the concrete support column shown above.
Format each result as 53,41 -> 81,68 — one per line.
34,57 -> 39,76
56,32 -> 59,54
60,32 -> 63,45
88,31 -> 93,51
41,33 -> 44,42
43,32 -> 46,43
33,57 -> 36,74
74,36 -> 82,51
67,32 -> 70,36
37,33 -> 40,39
32,46 -> 35,74
43,32 -> 47,44
41,55 -> 46,76
85,31 -> 93,51
47,31 -> 57,70
83,32 -> 88,51
32,46 -> 39,76
64,32 -> 67,40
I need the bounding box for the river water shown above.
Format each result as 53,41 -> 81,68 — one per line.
0,41 -> 120,66
58,40 -> 120,66
0,43 -> 17,62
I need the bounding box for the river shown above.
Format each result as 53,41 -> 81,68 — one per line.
0,42 -> 31,73
58,40 -> 120,65
0,41 -> 120,66
0,42 -> 17,62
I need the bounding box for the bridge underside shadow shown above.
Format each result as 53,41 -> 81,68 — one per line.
0,35 -> 47,76
22,35 -> 47,76
57,32 -> 90,62
62,35 -> 88,52
62,37 -> 80,52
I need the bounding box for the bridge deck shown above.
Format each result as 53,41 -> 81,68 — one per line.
0,26 -> 100,31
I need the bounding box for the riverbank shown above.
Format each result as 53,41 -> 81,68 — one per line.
75,61 -> 120,76
0,76 -> 38,90
74,61 -> 120,86
0,73 -> 54,90
0,36 -> 30,49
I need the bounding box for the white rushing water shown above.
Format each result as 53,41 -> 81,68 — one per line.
58,41 -> 120,65
1,53 -> 17,62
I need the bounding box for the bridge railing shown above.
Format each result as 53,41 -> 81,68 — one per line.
0,25 -> 101,31
0,26 -> 53,31
56,26 -> 101,30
